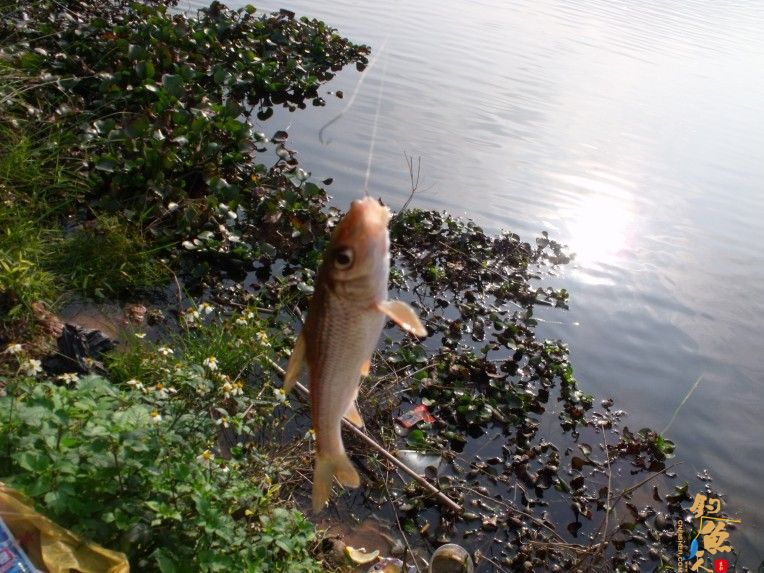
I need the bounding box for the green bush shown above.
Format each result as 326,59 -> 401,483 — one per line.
0,310 -> 320,572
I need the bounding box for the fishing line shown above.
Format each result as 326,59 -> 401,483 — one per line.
317,35 -> 390,146
361,40 -> 390,197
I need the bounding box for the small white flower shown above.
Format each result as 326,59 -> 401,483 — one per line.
149,409 -> 162,423
221,381 -> 234,399
134,332 -> 147,339
197,449 -> 215,465
167,202 -> 179,212
199,302 -> 214,315
255,331 -> 271,347
154,383 -> 169,398
125,378 -> 146,391
157,346 -> 174,356
4,343 -> 23,355
202,356 -> 219,371
305,428 -> 316,441
273,388 -> 287,403
234,338 -> 244,348
235,317 -> 247,326
183,308 -> 200,324
215,416 -> 230,428
244,311 -> 255,320
231,381 -> 244,396
57,372 -> 79,385
23,359 -> 42,377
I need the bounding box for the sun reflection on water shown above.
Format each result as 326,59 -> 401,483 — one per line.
556,174 -> 637,273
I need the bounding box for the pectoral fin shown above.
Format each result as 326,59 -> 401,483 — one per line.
344,401 -> 365,428
283,333 -> 305,393
376,300 -> 427,337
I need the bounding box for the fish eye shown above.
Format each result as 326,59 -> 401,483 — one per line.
334,247 -> 354,270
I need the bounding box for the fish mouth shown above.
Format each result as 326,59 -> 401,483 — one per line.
350,196 -> 390,223
333,197 -> 390,247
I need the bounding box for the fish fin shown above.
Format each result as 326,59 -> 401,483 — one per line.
360,358 -> 371,376
344,401 -> 365,428
312,452 -> 360,513
376,300 -> 427,337
283,333 -> 305,393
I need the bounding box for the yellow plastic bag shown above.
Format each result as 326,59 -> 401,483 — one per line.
0,482 -> 129,573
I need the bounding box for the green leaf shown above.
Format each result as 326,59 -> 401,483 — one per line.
128,44 -> 146,61
161,74 -> 185,98
17,451 -> 49,473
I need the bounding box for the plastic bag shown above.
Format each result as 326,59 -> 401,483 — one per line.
0,483 -> 128,573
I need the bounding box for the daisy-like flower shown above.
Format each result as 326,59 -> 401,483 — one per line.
199,302 -> 214,315
255,331 -> 271,347
126,378 -> 145,392
134,332 -> 147,339
23,359 -> 42,377
273,387 -> 287,403
215,416 -> 230,428
197,449 -> 215,465
4,343 -> 23,355
234,338 -> 244,348
220,381 -> 234,399
235,316 -> 248,326
149,409 -> 162,423
154,382 -> 169,398
244,311 -> 255,320
231,381 -> 244,397
305,428 -> 316,441
57,372 -> 79,385
202,356 -> 219,371
183,308 -> 200,324
157,346 -> 174,356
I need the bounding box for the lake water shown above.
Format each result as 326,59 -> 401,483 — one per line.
187,0 -> 764,563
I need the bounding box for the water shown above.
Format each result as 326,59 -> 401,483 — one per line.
187,0 -> 764,562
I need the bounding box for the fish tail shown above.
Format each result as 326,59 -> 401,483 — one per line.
312,452 -> 360,513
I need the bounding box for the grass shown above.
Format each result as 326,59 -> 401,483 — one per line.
51,215 -> 170,299
0,119 -> 70,337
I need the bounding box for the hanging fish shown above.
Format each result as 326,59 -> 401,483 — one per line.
283,197 -> 427,512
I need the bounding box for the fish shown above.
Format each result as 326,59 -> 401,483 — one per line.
283,196 -> 427,512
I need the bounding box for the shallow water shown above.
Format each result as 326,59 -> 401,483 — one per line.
186,0 -> 764,562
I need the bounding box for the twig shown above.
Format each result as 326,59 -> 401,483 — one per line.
264,357 -> 463,513
382,470 -> 422,573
